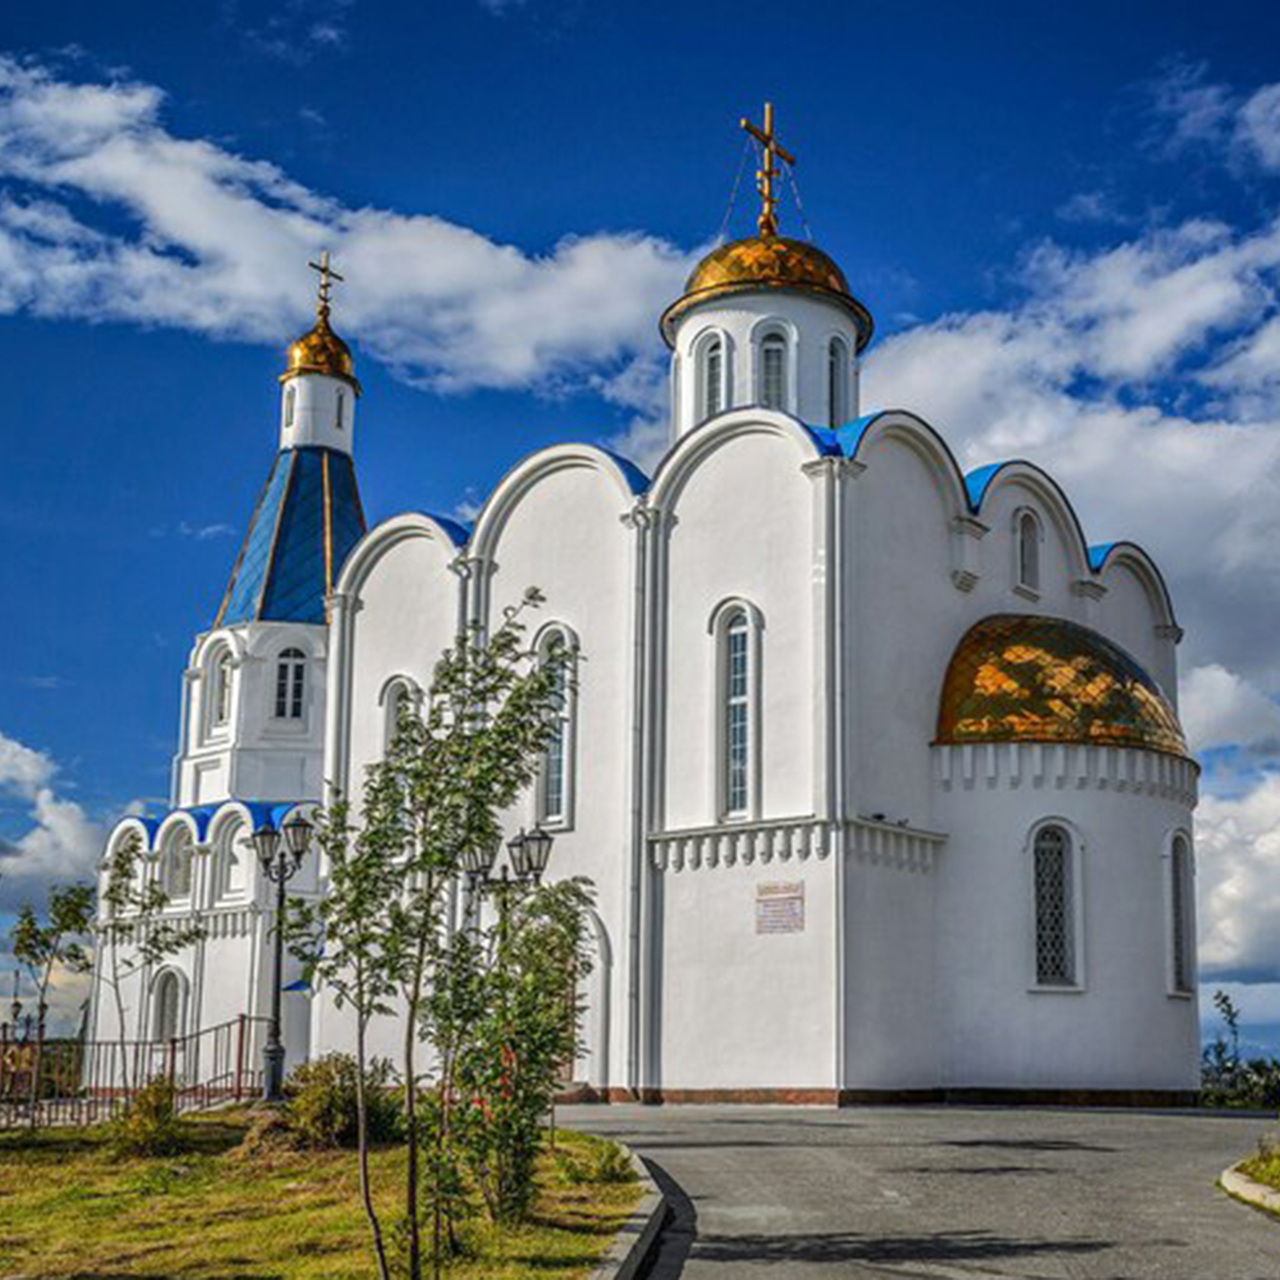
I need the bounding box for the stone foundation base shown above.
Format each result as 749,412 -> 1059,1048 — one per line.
557,1085 -> 1200,1108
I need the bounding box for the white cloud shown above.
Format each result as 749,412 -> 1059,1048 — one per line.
1196,776 -> 1280,981
0,730 -> 101,911
1181,665 -> 1280,756
0,55 -> 693,426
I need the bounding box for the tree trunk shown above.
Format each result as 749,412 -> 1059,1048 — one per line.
355,984 -> 391,1280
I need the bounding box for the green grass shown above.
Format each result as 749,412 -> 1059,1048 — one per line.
1240,1149 -> 1280,1194
0,1115 -> 641,1279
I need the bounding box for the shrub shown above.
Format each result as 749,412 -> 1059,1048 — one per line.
284,1053 -> 401,1148
108,1076 -> 184,1159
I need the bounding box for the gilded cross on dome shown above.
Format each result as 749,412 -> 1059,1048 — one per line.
307,249 -> 344,318
740,102 -> 795,238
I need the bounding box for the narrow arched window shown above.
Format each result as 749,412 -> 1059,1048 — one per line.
153,971 -> 183,1042
211,651 -> 233,728
701,337 -> 724,422
275,648 -> 306,720
163,828 -> 194,901
336,389 -> 346,431
1033,824 -> 1075,986
1170,835 -> 1194,994
760,333 -> 787,410
283,385 -> 296,430
828,337 -> 849,427
216,821 -> 246,900
724,610 -> 751,816
1017,510 -> 1041,592
538,632 -> 575,826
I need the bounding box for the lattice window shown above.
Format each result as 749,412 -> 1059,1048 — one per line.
761,334 -> 787,410
1034,825 -> 1074,985
165,829 -> 194,901
725,613 -> 750,814
1171,835 -> 1193,993
1018,510 -> 1041,591
702,337 -> 724,421
275,648 -> 306,720
153,971 -> 182,1042
828,336 -> 849,428
211,651 -> 233,727
540,633 -> 571,823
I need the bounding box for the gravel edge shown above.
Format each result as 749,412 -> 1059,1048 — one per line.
588,1143 -> 668,1280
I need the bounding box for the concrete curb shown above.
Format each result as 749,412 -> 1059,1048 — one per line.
589,1143 -> 668,1280
1220,1161 -> 1280,1218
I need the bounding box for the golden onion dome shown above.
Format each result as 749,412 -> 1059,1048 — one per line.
936,614 -> 1188,758
660,234 -> 874,349
281,306 -> 361,394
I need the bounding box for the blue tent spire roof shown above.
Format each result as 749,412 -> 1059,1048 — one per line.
215,446 -> 366,627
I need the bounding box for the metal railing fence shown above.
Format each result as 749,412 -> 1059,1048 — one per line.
0,1015 -> 272,1128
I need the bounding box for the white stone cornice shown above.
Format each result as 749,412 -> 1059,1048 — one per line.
648,815 -> 946,874
1072,579 -> 1108,601
950,514 -> 989,592
1156,623 -> 1185,645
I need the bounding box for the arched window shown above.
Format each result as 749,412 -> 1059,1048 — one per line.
215,819 -> 247,900
1170,834 -> 1194,994
760,332 -> 788,410
712,603 -> 762,820
336,389 -> 346,431
153,970 -> 184,1042
211,650 -> 233,728
275,648 -> 306,720
700,336 -> 724,422
1017,510 -> 1041,593
383,678 -> 418,754
828,337 -> 849,428
163,828 -> 195,901
283,385 -> 296,430
537,630 -> 576,826
1033,824 -> 1076,986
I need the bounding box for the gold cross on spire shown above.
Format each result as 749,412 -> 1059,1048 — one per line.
307,248 -> 344,318
740,101 -> 795,239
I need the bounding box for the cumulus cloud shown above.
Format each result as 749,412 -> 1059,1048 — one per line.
0,729 -> 101,912
0,55 -> 693,419
1181,665 -> 1280,757
1196,777 -> 1280,982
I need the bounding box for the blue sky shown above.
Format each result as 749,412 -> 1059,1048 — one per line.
5,0 -> 1280,1047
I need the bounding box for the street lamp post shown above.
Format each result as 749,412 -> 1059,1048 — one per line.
253,811 -> 313,1103
462,826 -> 555,949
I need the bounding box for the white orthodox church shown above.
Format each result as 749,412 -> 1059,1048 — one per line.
91,112 -> 1201,1104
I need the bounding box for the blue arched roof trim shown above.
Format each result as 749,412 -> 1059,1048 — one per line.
807,412 -> 882,460
963,463 -> 1005,512
596,448 -> 651,495
1089,542 -> 1118,573
115,799 -> 311,851
419,513 -> 471,547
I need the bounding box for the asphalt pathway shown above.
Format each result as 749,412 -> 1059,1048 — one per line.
561,1103 -> 1278,1279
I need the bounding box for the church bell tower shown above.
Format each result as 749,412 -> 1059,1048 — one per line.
170,254 -> 367,808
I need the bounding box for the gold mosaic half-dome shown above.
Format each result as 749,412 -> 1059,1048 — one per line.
661,235 -> 874,349
935,614 -> 1188,758
281,309 -> 361,393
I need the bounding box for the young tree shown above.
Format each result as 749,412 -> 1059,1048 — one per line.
10,882 -> 94,1115
288,789 -> 409,1280
294,589 -> 584,1280
456,875 -> 594,1223
98,832 -> 206,1089
388,591 -> 575,1279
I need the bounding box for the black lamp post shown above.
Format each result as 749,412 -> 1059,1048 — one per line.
253,811 -> 312,1102
464,826 -> 555,940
